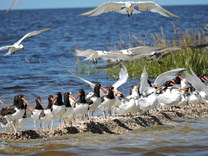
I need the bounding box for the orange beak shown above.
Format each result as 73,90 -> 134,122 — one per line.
178,75 -> 182,79
112,89 -> 122,95
52,95 -> 58,103
155,87 -> 162,92
203,76 -> 208,80
69,95 -> 76,100
37,99 -> 42,104
22,97 -> 29,104
100,86 -> 109,93
26,106 -> 35,112
75,93 -> 81,99
0,100 -> 4,104
179,88 -> 189,91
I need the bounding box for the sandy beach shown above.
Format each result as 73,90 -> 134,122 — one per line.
0,102 -> 207,141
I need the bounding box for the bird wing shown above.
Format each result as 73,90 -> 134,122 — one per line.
67,70 -> 105,96
139,64 -> 149,94
74,49 -> 97,57
80,2 -> 125,16
4,48 -> 14,56
0,45 -> 13,51
182,71 -> 205,92
154,68 -> 186,87
189,67 -> 208,93
133,1 -> 180,18
15,28 -> 51,45
7,0 -> 20,13
112,64 -> 128,91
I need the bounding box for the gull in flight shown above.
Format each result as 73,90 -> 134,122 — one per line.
0,28 -> 51,56
7,0 -> 20,13
80,1 -> 180,18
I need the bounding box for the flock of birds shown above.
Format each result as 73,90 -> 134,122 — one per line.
0,64 -> 207,133
0,1 -> 207,134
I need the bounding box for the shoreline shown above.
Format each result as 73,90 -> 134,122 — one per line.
0,103 -> 208,141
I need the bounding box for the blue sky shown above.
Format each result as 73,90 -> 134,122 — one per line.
1,0 -> 208,10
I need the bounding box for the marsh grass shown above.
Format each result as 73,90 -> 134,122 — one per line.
77,25 -> 208,78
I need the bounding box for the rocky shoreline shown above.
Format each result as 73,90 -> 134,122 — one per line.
0,102 -> 208,141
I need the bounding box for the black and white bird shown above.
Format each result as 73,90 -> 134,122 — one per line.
52,92 -> 65,129
39,95 -> 54,131
31,97 -> 44,129
0,95 -> 29,133
0,28 -> 51,56
86,83 -> 102,120
62,92 -> 74,127
73,89 -> 89,119
99,86 -> 117,119
80,1 -> 179,18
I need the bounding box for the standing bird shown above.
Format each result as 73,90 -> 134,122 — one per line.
73,89 -> 89,119
52,92 -> 65,129
99,86 -> 116,119
62,92 -> 74,127
31,97 -> 44,129
86,83 -> 102,120
0,95 -> 29,133
80,1 -> 179,18
0,28 -> 51,56
39,95 -> 54,131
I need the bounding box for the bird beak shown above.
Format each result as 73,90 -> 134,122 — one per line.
52,95 -> 58,102
37,99 -> 41,104
0,100 -> 4,104
204,76 -> 208,80
22,97 -> 29,105
72,101 -> 77,104
75,93 -> 81,99
179,88 -> 188,91
100,86 -> 109,93
136,86 -> 140,89
112,90 -> 122,95
178,75 -> 182,79
26,106 -> 35,112
69,95 -> 76,100
155,87 -> 162,92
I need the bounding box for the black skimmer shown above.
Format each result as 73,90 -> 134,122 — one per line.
52,92 -> 65,129
31,97 -> 44,129
39,95 -> 54,131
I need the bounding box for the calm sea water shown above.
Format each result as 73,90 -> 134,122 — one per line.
0,5 -> 208,155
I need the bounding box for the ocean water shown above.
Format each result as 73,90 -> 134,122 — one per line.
0,5 -> 208,155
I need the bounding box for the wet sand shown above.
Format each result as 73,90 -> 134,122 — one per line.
1,102 -> 208,140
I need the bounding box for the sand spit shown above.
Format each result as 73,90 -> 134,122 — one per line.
0,103 -> 208,140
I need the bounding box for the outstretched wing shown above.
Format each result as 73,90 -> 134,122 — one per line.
80,2 -> 125,16
154,68 -> 186,87
112,64 -> 129,91
133,1 -> 180,18
0,45 -> 12,51
139,64 -> 149,94
67,70 -> 105,96
15,28 -> 51,45
7,0 -> 20,13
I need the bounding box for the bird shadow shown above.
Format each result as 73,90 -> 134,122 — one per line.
160,112 -> 172,120
149,115 -> 163,125
134,117 -> 149,127
113,119 -> 132,131
86,121 -> 116,134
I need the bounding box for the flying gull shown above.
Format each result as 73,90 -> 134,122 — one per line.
0,28 -> 51,56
